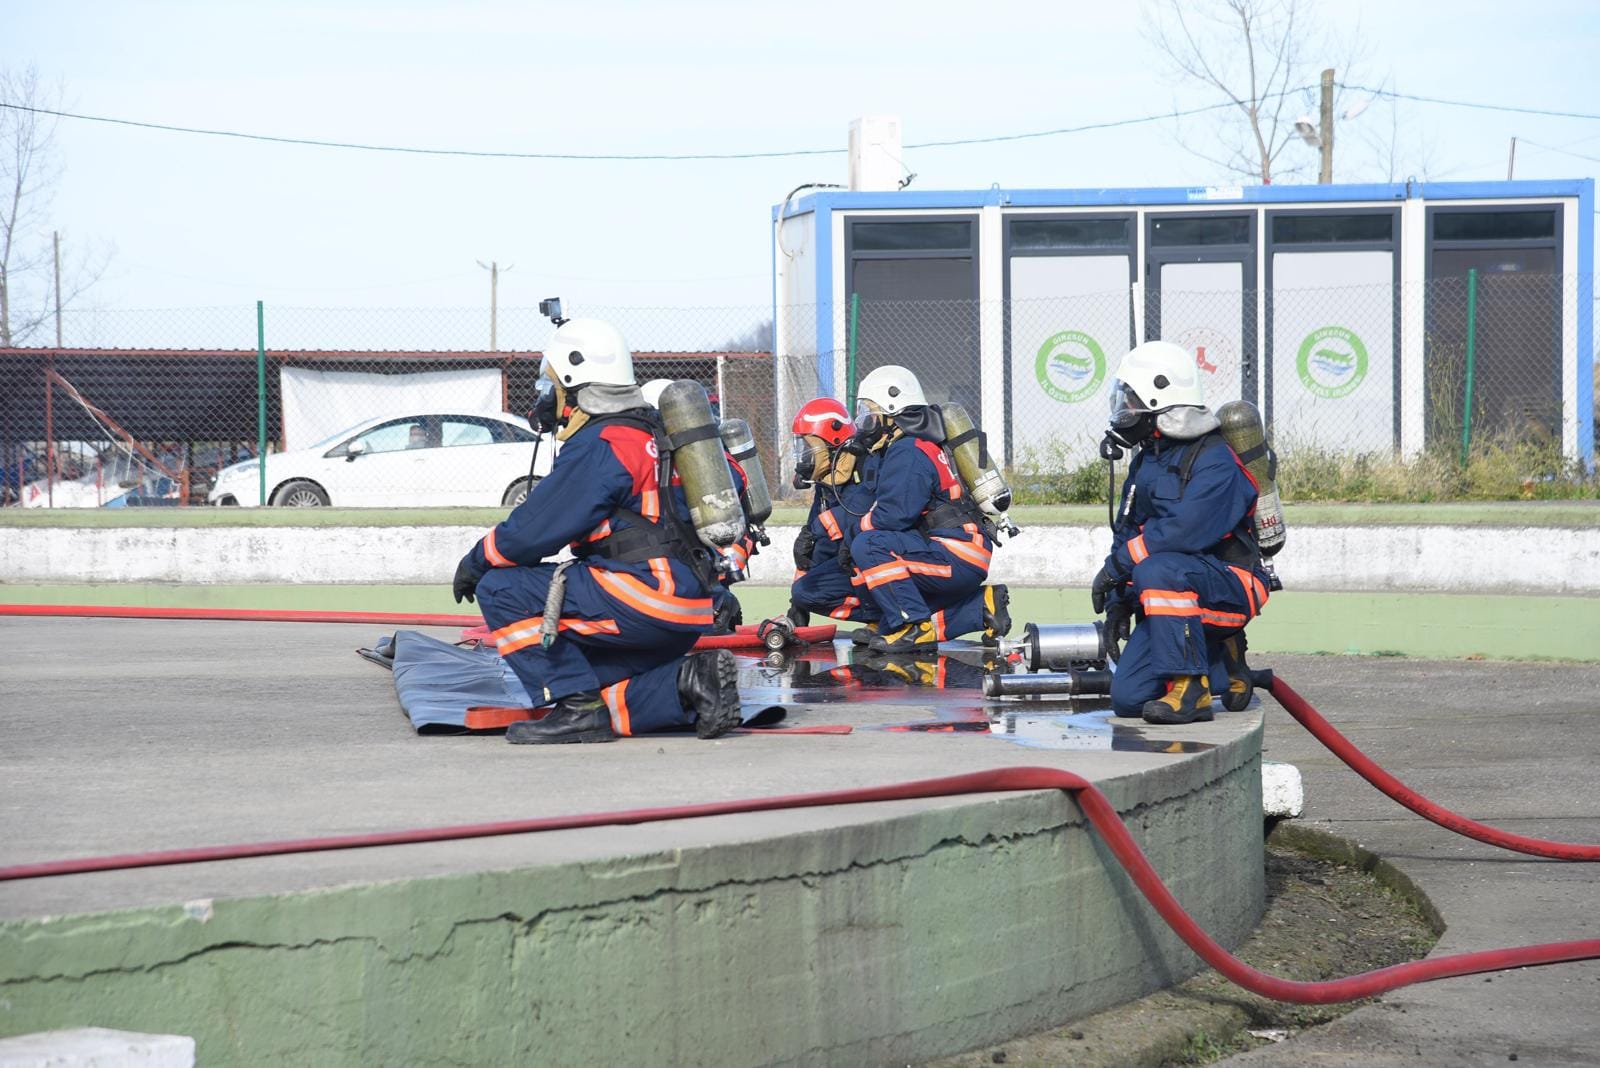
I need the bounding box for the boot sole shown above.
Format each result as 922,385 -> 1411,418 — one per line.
695,649 -> 743,740
1141,705 -> 1216,726
506,727 -> 616,745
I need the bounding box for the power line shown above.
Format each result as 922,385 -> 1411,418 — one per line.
1519,140 -> 1600,166
1339,85 -> 1600,122
0,94 -> 1287,162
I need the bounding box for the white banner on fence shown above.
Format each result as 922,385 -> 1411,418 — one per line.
1270,252 -> 1394,453
279,367 -> 504,451
1155,261 -> 1245,405
1008,255 -> 1132,465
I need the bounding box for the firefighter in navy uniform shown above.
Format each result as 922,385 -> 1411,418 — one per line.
848,366 -> 1010,653
1092,340 -> 1271,725
452,320 -> 743,744
786,397 -> 881,630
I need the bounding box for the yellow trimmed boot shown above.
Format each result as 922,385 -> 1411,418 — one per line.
1219,633 -> 1254,712
849,622 -> 880,646
981,583 -> 1012,646
1142,674 -> 1215,725
868,619 -> 938,654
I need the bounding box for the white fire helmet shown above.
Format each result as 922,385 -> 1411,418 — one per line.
1108,340 -> 1205,431
539,318 -> 636,388
854,364 -> 927,420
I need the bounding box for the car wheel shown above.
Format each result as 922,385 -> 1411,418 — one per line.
503,477 -> 540,508
272,480 -> 329,507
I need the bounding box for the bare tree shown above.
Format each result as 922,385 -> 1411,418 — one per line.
1143,0 -> 1366,184
0,66 -> 108,346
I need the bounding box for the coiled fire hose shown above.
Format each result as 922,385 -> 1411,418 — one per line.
5,676 -> 1599,1003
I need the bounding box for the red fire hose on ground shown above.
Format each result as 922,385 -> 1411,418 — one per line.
3,673 -> 1599,1003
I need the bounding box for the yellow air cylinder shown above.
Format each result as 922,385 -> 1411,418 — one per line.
1216,399 -> 1286,557
718,418 -> 773,525
940,402 -> 1014,519
658,380 -> 747,548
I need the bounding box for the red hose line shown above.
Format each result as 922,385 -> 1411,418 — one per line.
1267,676 -> 1600,861
0,603 -> 480,627
3,766 -> 1596,1003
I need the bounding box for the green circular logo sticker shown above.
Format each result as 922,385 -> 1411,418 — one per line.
1296,326 -> 1368,399
1035,330 -> 1106,404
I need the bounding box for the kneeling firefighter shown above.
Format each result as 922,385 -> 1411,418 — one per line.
786,397 -> 882,630
452,321 -> 744,744
848,365 -> 1011,653
1092,340 -> 1272,725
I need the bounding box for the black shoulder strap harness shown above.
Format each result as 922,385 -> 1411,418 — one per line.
573,411 -> 719,587
1174,431 -> 1262,570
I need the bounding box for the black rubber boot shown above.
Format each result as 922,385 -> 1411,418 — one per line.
784,601 -> 809,629
849,623 -> 879,646
505,693 -> 616,745
981,583 -> 1012,646
1219,633 -> 1254,712
1141,675 -> 1215,725
868,619 -> 937,654
679,649 -> 743,739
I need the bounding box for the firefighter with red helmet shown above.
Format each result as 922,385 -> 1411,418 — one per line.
785,397 -> 882,632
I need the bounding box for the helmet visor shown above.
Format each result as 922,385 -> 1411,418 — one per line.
853,400 -> 884,439
789,434 -> 820,488
1108,379 -> 1150,430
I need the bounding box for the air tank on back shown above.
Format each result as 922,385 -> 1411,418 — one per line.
939,402 -> 1020,536
1215,399 -> 1286,557
658,380 -> 747,548
718,418 -> 773,525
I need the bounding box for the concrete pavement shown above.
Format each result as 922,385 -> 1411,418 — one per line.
1224,655 -> 1600,1067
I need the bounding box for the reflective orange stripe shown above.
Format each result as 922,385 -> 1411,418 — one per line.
1127,533 -> 1150,564
726,542 -> 750,567
584,519 -> 613,543
483,528 -> 513,568
932,530 -> 992,570
860,560 -> 909,589
828,596 -> 860,620
650,557 -> 675,597
793,568 -> 808,580
931,609 -> 947,641
819,510 -> 844,541
861,509 -> 876,531
593,568 -> 714,625
904,560 -> 954,579
639,488 -> 660,521
601,679 -> 632,736
1140,588 -> 1201,617
493,615 -> 623,654
1201,608 -> 1249,628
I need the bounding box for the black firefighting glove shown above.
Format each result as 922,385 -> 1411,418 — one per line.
1090,563 -> 1123,615
453,554 -> 484,604
837,539 -> 854,575
1103,598 -> 1132,663
793,528 -> 817,570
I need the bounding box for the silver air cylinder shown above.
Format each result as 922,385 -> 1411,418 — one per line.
719,418 -> 773,524
1003,622 -> 1107,671
658,380 -> 746,549
982,669 -> 1113,698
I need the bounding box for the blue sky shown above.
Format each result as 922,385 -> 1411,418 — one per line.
4,0 -> 1597,335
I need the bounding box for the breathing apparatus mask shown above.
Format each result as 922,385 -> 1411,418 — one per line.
790,434 -> 859,489
851,399 -> 892,450
530,376 -> 561,435
1099,378 -> 1159,460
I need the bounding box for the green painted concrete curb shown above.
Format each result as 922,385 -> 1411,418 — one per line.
0,745 -> 1264,1066
4,584 -> 1595,662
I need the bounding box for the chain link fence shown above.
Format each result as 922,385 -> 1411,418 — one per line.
2,279 -> 1594,507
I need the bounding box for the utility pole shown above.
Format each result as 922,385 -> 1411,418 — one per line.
53,231 -> 63,346
1318,68 -> 1335,184
476,260 -> 513,351
1507,136 -> 1518,180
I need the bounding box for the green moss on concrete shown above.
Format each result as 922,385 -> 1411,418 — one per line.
0,750 -> 1263,1066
